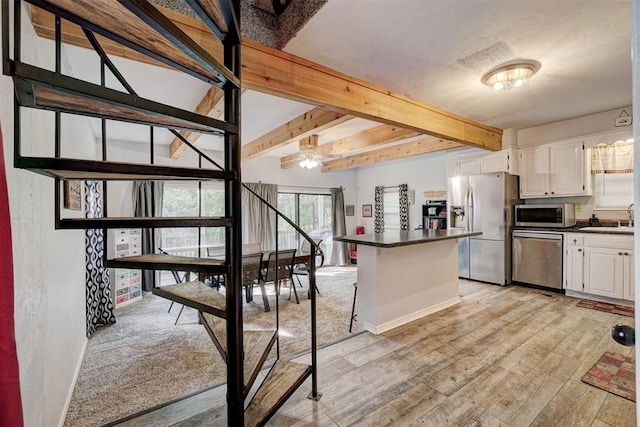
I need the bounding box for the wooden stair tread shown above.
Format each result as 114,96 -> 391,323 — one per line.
200,313 -> 277,396
16,156 -> 233,181
58,216 -> 231,230
106,253 -> 227,273
27,0 -> 237,87
12,61 -> 236,135
153,281 -> 226,318
244,360 -> 312,427
243,330 -> 277,396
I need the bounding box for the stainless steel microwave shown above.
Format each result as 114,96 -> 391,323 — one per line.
515,204 -> 576,228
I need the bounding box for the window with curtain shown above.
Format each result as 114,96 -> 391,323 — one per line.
591,139 -> 634,209
383,188 -> 401,230
277,191 -> 332,260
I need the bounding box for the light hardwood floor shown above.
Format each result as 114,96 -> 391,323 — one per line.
117,280 -> 636,427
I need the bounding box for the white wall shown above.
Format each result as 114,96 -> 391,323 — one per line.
355,152 -> 448,232
1,3 -> 90,426
518,106 -> 633,148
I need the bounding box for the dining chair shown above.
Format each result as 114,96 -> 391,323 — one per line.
262,249 -> 298,304
241,252 -> 270,312
292,239 -> 322,295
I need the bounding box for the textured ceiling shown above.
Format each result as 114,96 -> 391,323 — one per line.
63,1 -> 633,158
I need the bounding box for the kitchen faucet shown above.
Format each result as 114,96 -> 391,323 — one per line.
628,203 -> 634,227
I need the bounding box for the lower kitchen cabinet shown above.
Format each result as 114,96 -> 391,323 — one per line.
564,233 -> 634,301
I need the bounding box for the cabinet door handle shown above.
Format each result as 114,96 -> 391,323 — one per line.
624,252 -> 629,256
551,191 -> 555,194
544,192 -> 548,195
578,248 -> 582,252
573,239 -> 577,244
619,252 -> 623,255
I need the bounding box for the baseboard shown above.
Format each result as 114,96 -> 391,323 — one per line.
58,336 -> 88,427
363,296 -> 462,334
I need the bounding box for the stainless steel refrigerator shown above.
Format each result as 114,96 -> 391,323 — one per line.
447,172 -> 520,285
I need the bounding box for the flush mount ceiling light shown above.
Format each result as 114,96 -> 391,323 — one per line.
481,61 -> 539,91
298,135 -> 320,169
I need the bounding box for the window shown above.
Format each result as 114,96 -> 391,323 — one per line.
591,139 -> 634,209
161,182 -> 226,255
383,189 -> 401,230
277,192 -> 333,261
594,173 -> 634,209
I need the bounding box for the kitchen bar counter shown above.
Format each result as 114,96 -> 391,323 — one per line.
334,230 -> 480,334
333,229 -> 482,248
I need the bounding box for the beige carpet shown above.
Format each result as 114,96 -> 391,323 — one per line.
63,266 -> 358,427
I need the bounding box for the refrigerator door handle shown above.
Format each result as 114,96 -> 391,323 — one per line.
468,185 -> 474,231
464,186 -> 470,231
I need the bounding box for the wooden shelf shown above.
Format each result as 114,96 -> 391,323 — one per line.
17,156 -> 233,181
244,360 -> 312,427
58,217 -> 232,230
11,61 -> 237,135
153,280 -> 226,318
26,0 -> 238,88
106,253 -> 227,273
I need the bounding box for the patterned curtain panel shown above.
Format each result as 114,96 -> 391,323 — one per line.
85,181 -> 115,337
399,184 -> 409,230
374,186 -> 384,233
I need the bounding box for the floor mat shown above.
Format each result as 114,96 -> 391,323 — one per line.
576,299 -> 634,318
581,351 -> 636,402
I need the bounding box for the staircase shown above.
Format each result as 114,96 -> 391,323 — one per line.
3,1 -> 320,425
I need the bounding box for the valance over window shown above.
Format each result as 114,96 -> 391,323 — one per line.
591,140 -> 634,174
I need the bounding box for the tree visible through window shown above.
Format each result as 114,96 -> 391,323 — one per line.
277,192 -> 333,262
161,182 -> 226,254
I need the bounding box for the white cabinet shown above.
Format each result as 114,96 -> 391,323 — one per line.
565,245 -> 584,292
563,233 -> 633,301
447,148 -> 518,177
480,147 -> 519,175
583,247 -> 625,299
519,141 -> 591,198
457,158 -> 480,175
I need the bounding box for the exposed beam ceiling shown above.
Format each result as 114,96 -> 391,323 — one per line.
280,124 -> 419,169
242,107 -> 352,161
30,4 -> 503,169
241,39 -> 502,151
169,86 -> 224,158
321,137 -> 464,172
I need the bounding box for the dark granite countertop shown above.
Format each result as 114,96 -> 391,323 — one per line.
333,229 -> 482,248
513,225 -> 634,235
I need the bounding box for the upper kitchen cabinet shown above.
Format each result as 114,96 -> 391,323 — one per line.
519,140 -> 591,198
447,148 -> 518,177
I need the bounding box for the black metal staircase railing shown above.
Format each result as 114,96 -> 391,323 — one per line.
242,183 -> 322,401
3,1 -> 320,425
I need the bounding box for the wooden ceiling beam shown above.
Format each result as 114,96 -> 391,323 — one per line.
320,138 -> 464,172
280,124 -> 419,169
169,86 -> 224,158
242,39 -> 502,151
30,5 -> 502,156
242,107 -> 352,161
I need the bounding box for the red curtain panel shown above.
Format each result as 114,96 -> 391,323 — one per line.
0,122 -> 23,426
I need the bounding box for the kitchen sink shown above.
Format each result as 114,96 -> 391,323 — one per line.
578,226 -> 634,233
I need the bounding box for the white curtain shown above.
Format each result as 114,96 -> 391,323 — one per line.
242,182 -> 278,251
592,141 -> 634,174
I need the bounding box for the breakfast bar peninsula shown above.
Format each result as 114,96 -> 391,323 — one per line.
334,229 -> 481,334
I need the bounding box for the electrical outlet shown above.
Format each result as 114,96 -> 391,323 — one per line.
574,203 -> 582,213
615,116 -> 632,127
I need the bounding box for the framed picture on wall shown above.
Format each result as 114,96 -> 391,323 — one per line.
64,180 -> 82,211
362,204 -> 372,217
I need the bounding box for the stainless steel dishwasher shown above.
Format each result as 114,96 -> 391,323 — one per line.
512,230 -> 563,290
